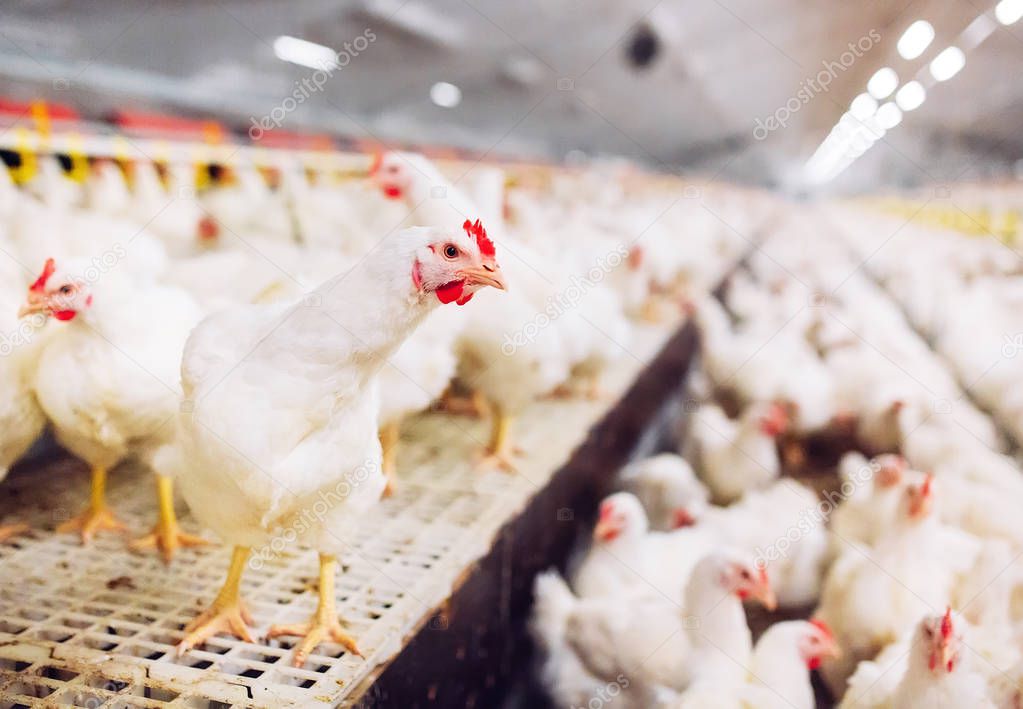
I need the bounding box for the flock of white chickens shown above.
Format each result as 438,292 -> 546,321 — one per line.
0,148 -> 755,669
532,207 -> 1023,708
4,142 -> 1021,704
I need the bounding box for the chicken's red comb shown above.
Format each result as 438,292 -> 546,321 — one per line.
810,618 -> 834,640
30,258 -> 56,293
463,219 -> 496,258
940,607 -> 953,639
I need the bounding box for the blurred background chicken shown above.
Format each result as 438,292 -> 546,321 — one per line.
19,256 -> 207,559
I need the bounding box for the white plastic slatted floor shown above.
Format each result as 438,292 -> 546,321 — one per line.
0,323 -> 675,709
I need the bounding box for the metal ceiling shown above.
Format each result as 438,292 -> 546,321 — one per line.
0,0 -> 1020,190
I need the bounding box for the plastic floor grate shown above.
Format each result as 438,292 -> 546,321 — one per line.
0,324 -> 676,708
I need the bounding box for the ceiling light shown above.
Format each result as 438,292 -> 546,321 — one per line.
896,81 -> 926,111
996,0 -> 1023,25
430,81 -> 462,108
867,67 -> 899,99
876,102 -> 903,129
850,93 -> 878,120
897,21 -> 935,59
273,36 -> 338,70
930,47 -> 966,81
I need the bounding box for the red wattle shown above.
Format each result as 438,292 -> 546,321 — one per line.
53,310 -> 77,321
807,657 -> 822,670
383,185 -> 403,200
435,280 -> 465,304
455,291 -> 474,306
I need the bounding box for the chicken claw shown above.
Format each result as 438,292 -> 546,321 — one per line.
476,406 -> 521,473
57,505 -> 127,543
268,553 -> 363,667
476,451 -> 519,473
178,599 -> 254,653
131,524 -> 211,563
0,523 -> 30,544
58,465 -> 127,543
177,546 -> 254,655
130,476 -> 211,563
268,615 -> 362,667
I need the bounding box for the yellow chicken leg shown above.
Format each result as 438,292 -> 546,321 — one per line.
477,404 -> 520,473
0,523 -> 30,543
379,420 -> 401,498
57,466 -> 127,543
268,553 -> 362,667
130,476 -> 211,563
177,546 -> 254,655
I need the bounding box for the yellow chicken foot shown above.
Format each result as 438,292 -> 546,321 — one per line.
379,420 -> 401,498
0,523 -> 30,543
57,466 -> 127,543
476,406 -> 520,473
177,546 -> 255,654
130,476 -> 211,563
268,553 -> 362,667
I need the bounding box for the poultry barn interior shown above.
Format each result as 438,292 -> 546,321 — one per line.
1,1 -> 1023,708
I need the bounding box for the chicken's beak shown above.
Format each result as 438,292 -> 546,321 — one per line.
671,508 -> 697,529
749,569 -> 777,611
18,292 -> 47,318
932,639 -> 957,673
908,476 -> 934,520
759,404 -> 789,437
592,518 -> 621,542
460,265 -> 507,291
820,637 -> 842,660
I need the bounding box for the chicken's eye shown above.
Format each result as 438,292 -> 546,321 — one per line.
443,244 -> 459,259
739,569 -> 751,580
58,285 -> 74,296
387,165 -> 400,174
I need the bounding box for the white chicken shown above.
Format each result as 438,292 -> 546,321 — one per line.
170,222 -> 506,666
698,479 -> 828,608
372,153 -> 576,470
532,551 -> 775,706
129,160 -> 205,254
840,609 -> 995,709
669,619 -> 840,709
570,492 -> 716,601
816,476 -> 978,695
531,570 -> 657,709
829,453 -> 909,548
617,453 -> 708,531
18,257 -> 207,560
198,164 -> 294,246
688,401 -> 788,503
0,238 -> 47,541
